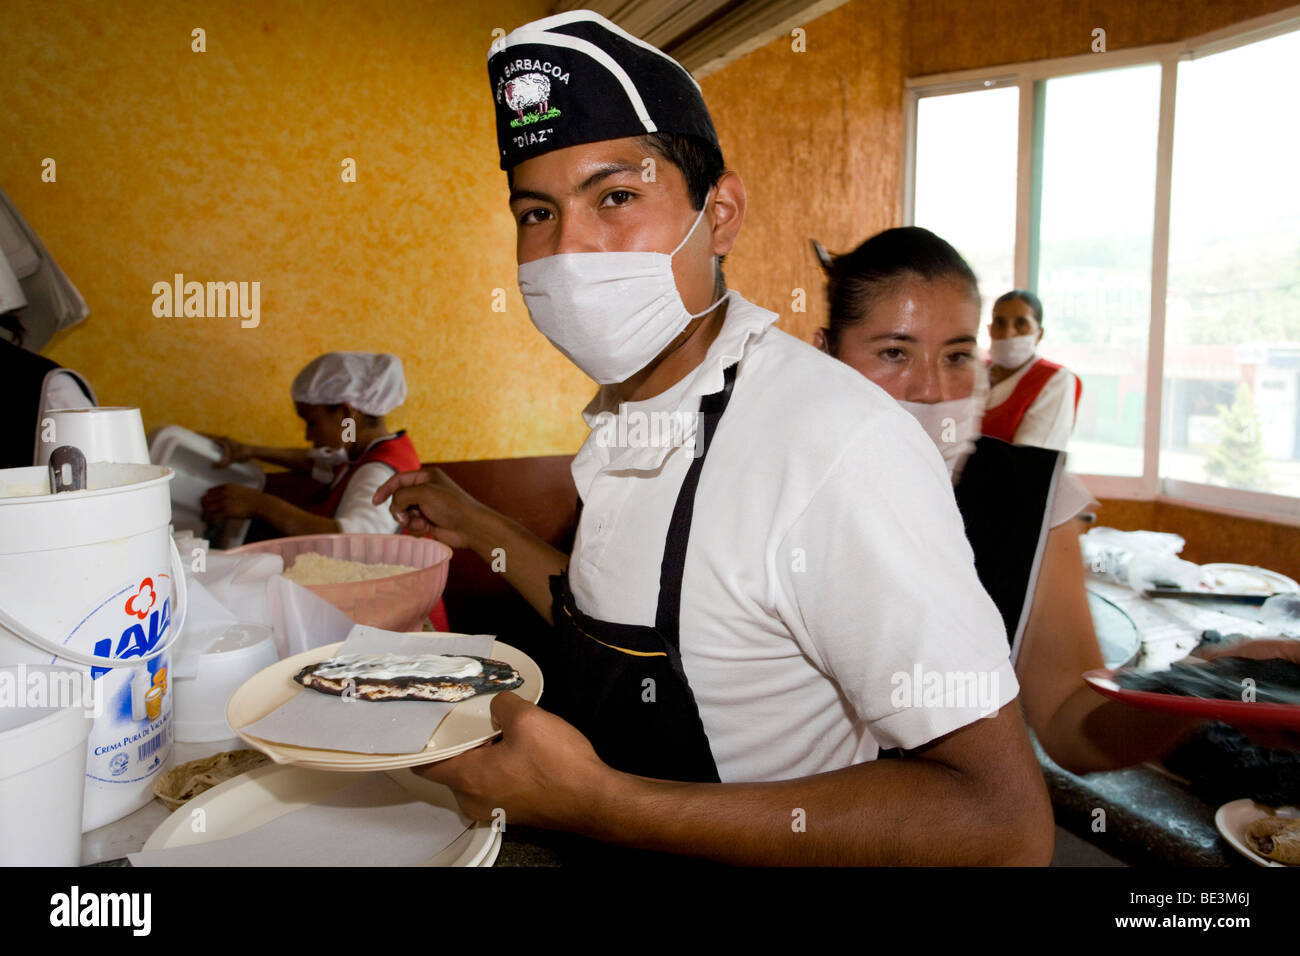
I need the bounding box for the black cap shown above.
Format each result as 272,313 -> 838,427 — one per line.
487,11 -> 721,171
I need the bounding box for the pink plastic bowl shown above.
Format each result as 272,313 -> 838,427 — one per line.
227,533 -> 452,632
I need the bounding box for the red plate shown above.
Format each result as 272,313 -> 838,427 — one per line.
1084,668 -> 1300,730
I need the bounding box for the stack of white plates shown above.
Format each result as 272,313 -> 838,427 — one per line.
227,640 -> 542,771
142,765 -> 503,866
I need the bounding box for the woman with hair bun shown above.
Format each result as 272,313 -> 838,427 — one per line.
811,227 -> 1200,773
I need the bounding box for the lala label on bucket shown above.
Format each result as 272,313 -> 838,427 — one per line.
60,573 -> 174,786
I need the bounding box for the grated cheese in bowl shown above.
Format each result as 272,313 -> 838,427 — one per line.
282,551 -> 418,586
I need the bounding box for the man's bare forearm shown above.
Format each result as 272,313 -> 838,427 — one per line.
463,508 -> 568,625
576,748 -> 1051,866
541,704 -> 1055,866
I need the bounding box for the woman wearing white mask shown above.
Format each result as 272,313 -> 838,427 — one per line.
813,227 -> 1203,773
984,290 -> 1081,451
202,351 -> 420,539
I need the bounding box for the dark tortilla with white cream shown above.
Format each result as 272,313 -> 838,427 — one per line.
293,652 -> 523,702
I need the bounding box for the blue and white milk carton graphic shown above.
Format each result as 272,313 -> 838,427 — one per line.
62,573 -> 174,830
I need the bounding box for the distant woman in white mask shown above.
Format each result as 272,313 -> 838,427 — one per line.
984,290 -> 1081,451
812,227 -> 1199,773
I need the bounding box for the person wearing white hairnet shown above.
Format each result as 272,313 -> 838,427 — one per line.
202,352 -> 420,538
0,250 -> 97,469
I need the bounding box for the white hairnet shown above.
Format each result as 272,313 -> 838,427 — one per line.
291,352 -> 407,416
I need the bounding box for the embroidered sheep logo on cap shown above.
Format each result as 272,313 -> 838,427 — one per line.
504,72 -> 561,127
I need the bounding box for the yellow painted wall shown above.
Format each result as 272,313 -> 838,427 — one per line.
0,0 -> 587,463
6,0 -> 1295,461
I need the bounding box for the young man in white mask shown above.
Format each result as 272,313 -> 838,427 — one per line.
376,11 -> 1053,864
983,290 -> 1082,451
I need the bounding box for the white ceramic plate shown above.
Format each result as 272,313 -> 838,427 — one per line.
228,639 -> 542,771
478,830 -> 502,867
141,764 -> 494,866
234,737 -> 490,773
1214,798 -> 1300,867
1201,563 -> 1300,596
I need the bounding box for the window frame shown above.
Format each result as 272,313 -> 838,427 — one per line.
903,5 -> 1300,526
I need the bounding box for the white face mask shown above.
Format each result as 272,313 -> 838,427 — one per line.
988,333 -> 1037,370
516,191 -> 728,385
898,397 -> 983,478
896,363 -> 988,480
308,445 -> 349,483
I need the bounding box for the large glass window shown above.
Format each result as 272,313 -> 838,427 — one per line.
1033,64 -> 1162,478
908,15 -> 1300,517
1161,30 -> 1300,495
913,86 -> 1019,309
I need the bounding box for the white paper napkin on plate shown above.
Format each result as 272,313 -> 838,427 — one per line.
239,626 -> 500,754
127,774 -> 473,867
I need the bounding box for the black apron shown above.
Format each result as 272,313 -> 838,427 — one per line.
545,363 -> 738,785
879,436 -> 1063,763
953,435 -> 1064,660
1,340 -> 94,470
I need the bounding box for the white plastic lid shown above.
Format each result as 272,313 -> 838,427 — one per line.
207,624 -> 274,654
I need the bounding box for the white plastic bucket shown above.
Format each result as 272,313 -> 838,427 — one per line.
0,463 -> 186,832
0,665 -> 94,865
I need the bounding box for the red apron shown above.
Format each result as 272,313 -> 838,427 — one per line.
982,357 -> 1081,443
307,432 -> 421,517
307,432 -> 448,631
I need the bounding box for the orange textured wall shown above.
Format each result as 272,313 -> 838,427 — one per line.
908,0 -> 1299,76
699,0 -> 908,345
0,0 -> 588,462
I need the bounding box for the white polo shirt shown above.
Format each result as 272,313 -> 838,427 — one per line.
568,292 -> 1018,783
